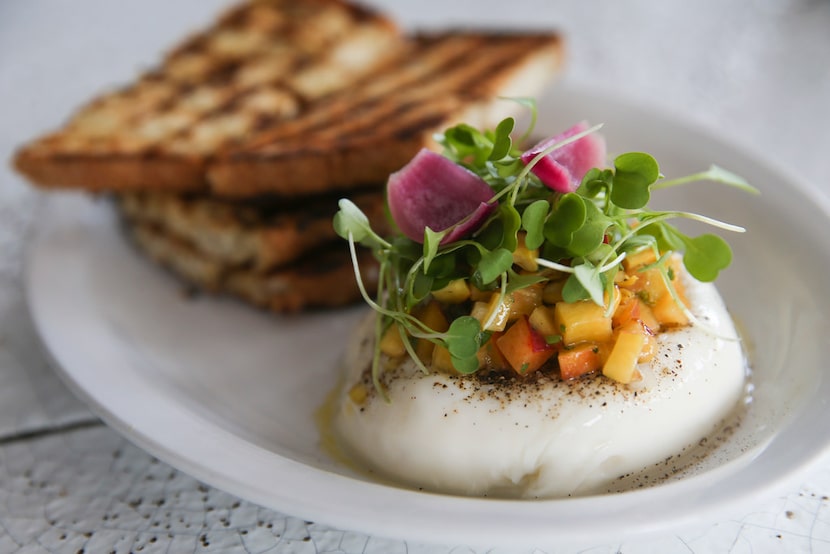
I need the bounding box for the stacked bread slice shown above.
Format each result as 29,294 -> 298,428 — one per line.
14,0 -> 564,312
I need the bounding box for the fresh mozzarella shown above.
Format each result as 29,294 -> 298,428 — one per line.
333,277 -> 746,498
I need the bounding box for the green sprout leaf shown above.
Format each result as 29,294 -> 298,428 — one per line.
423,227 -> 445,273
489,117 -> 515,161
445,316 -> 484,374
567,200 -> 610,257
700,165 -> 758,193
410,269 -> 434,303
572,262 -> 605,306
521,199 -> 549,250
611,152 -> 660,209
505,269 -> 548,293
577,167 -> 613,198
333,199 -> 387,248
654,164 -> 759,195
476,248 -> 513,285
499,203 -> 522,252
544,193 -> 586,247
681,233 -> 733,282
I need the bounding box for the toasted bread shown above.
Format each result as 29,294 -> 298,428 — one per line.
15,25 -> 562,198
117,188 -> 386,271
126,220 -> 378,312
14,0 -> 404,193
210,32 -> 564,197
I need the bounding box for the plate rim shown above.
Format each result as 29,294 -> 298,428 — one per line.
23,84 -> 830,548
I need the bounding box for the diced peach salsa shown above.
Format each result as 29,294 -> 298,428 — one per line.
378,240 -> 691,384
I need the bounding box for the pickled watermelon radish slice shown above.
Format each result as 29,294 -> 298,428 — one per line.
520,122 -> 607,193
387,149 -> 495,244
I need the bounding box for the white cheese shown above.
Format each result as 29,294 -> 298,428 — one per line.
333,277 -> 746,498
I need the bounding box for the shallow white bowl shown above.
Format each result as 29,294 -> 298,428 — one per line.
25,86 -> 830,548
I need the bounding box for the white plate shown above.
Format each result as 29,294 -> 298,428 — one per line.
25,87 -> 830,549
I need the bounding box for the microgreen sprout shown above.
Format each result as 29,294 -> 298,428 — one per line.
334,103 -> 756,389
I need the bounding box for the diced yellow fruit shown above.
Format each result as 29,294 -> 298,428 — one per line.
622,247 -> 658,272
416,300 -> 450,332
602,325 -> 647,384
652,292 -> 689,327
554,300 -> 613,346
470,301 -> 489,323
431,343 -> 456,373
528,305 -> 559,338
637,300 -> 661,332
469,286 -> 493,302
379,324 -> 407,358
431,279 -> 470,304
638,268 -> 670,305
612,293 -> 661,332
542,279 -> 566,304
348,383 -> 368,405
512,234 -> 539,272
414,301 -> 449,362
507,285 -> 543,321
472,294 -> 511,332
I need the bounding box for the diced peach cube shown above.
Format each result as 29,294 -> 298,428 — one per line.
379,324 -> 407,358
496,317 -> 556,375
602,323 -> 647,384
554,300 -> 613,346
559,343 -> 603,380
507,285 -> 543,321
528,305 -> 559,338
622,247 -> 658,272
432,279 -> 471,304
414,301 -> 449,363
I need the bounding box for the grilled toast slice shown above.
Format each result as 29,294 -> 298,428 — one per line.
117,188 -> 386,271
15,25 -> 562,198
126,221 -> 378,312
209,31 -> 564,197
14,0 -> 404,193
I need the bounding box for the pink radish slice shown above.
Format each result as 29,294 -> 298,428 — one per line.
520,122 -> 607,193
387,149 -> 495,244
442,201 -> 496,244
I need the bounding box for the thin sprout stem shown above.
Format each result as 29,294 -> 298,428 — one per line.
608,211 -> 744,257
598,251 -> 627,273
371,308 -> 387,402
482,272 -> 509,331
535,258 -> 576,273
398,322 -> 430,374
535,252 -> 625,274
652,172 -> 708,190
347,233 -> 388,314
659,211 -> 746,233
347,234 -> 427,332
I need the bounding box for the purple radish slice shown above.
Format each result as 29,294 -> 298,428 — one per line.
387,149 -> 495,244
520,122 -> 607,193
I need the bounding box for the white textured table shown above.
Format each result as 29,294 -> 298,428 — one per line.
2,1 -> 830,552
